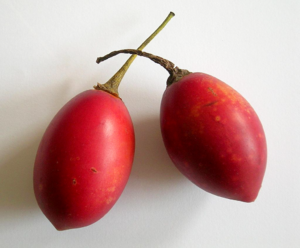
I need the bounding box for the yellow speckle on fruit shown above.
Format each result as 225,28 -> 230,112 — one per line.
215,116 -> 221,121
231,154 -> 242,162
190,104 -> 201,117
39,184 -> 43,191
107,186 -> 116,192
106,197 -> 114,204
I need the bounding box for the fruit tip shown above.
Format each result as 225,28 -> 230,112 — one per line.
51,221 -> 70,231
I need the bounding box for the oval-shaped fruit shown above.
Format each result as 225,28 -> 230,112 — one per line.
34,90 -> 134,230
95,49 -> 268,202
160,73 -> 267,202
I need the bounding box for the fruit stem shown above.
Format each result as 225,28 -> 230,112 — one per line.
96,49 -> 191,87
94,12 -> 175,96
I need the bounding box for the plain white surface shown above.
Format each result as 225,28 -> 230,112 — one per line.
1,0 -> 299,247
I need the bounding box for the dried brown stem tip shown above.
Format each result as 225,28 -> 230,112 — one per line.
96,49 -> 191,86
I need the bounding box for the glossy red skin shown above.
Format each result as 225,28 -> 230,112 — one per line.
160,73 -> 267,202
34,90 -> 134,230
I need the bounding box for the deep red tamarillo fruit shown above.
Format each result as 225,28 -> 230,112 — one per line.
33,13 -> 175,231
96,49 -> 267,202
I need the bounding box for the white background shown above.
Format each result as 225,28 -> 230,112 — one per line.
0,0 -> 299,247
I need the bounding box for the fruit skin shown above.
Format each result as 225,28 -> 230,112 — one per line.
34,90 -> 135,230
160,73 -> 267,202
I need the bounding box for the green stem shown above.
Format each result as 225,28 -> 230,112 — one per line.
94,12 -> 175,97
